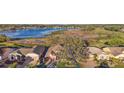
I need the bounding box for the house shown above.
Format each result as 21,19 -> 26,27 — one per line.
103,48 -> 111,54
17,48 -> 33,55
25,45 -> 48,66
97,52 -> 109,61
44,44 -> 63,66
0,56 -> 2,61
0,48 -> 17,62
10,46 -> 48,67
8,52 -> 22,62
103,47 -> 124,56
32,45 -> 48,59
102,47 -> 115,60
25,53 -> 40,66
8,48 -> 33,62
0,48 -> 3,61
115,51 -> 124,60
96,47 -> 121,61
96,47 -> 124,61
86,47 -> 103,59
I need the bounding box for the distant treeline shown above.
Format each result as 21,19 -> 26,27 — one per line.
0,24 -> 124,31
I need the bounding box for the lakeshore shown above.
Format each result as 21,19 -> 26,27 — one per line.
0,24 -> 124,68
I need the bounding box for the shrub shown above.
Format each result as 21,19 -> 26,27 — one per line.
104,37 -> 124,46
104,26 -> 122,31
8,62 -> 17,68
56,59 -> 78,68
56,36 -> 88,67
81,26 -> 95,31
0,34 -> 9,42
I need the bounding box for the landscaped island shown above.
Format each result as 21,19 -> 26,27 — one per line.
0,24 -> 124,68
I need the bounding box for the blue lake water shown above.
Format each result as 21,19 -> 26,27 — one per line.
0,28 -> 65,39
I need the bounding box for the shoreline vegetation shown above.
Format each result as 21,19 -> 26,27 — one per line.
1,24 -> 124,68
0,24 -> 124,48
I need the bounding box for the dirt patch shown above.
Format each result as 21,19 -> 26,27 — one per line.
80,59 -> 97,68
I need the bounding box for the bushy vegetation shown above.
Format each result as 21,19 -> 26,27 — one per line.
81,25 -> 95,31
104,25 -> 123,31
104,37 -> 124,46
0,34 -> 9,42
8,62 -> 18,68
55,36 -> 89,67
56,59 -> 78,68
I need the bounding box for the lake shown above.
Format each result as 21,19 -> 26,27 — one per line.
0,28 -> 65,39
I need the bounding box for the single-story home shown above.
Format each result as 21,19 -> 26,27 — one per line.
103,47 -> 124,56
96,47 -> 124,61
25,45 -> 48,66
8,48 -> 33,62
115,51 -> 124,60
10,45 -> 48,67
25,53 -> 40,66
0,48 -> 17,62
86,47 -> 103,59
44,44 -> 63,66
97,52 -> 110,61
